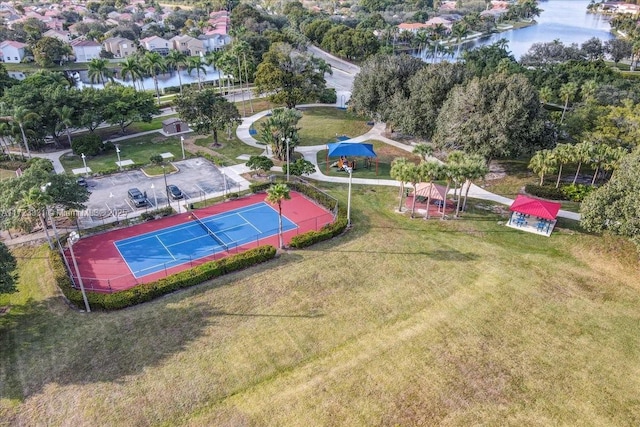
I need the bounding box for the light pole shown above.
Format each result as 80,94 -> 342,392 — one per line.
67,231 -> 91,313
116,146 -> 122,171
345,166 -> 353,227
180,136 -> 185,160
162,165 -> 170,207
222,169 -> 227,197
150,183 -> 157,208
81,153 -> 88,177
282,136 -> 291,182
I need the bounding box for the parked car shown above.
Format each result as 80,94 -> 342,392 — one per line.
128,188 -> 148,207
76,177 -> 88,187
167,184 -> 184,200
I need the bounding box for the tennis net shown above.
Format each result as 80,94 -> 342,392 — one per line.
191,213 -> 228,251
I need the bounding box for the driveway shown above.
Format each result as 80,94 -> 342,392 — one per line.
77,158 -> 243,228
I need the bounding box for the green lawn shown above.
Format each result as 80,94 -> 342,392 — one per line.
1,185 -> 640,425
317,139 -> 421,179
59,134 -> 186,174
192,125 -> 264,166
254,107 -> 372,147
0,169 -> 15,181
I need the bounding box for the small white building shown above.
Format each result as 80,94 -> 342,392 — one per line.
0,40 -> 27,63
198,32 -> 231,52
70,39 -> 102,62
140,36 -> 171,56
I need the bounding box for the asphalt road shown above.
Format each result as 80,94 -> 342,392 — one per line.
77,158 -> 240,228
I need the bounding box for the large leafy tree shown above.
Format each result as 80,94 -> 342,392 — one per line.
174,88 -> 240,146
32,37 -> 72,67
581,148 -> 640,250
103,84 -> 159,133
254,42 -> 331,109
433,73 -> 547,160
350,53 -> 425,122
390,62 -> 466,139
0,242 -> 17,294
265,183 -> 291,249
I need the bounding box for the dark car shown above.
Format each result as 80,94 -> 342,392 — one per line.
76,177 -> 88,187
128,187 -> 148,208
167,184 -> 184,200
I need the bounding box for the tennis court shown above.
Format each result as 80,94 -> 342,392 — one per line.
115,203 -> 296,278
65,192 -> 335,293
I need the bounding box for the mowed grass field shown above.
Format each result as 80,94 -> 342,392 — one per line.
1,185 -> 640,425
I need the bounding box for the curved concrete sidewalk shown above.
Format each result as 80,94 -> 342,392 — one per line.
235,105 -> 581,221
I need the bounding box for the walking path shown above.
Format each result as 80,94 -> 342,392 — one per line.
235,103 -> 581,221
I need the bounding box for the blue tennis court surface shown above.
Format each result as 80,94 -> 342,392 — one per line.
115,202 -> 297,278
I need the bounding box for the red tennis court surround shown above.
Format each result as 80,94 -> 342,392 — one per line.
64,192 -> 334,293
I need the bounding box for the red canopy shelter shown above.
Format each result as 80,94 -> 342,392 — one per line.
509,195 -> 561,220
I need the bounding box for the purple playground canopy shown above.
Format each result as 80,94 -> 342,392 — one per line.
327,142 -> 377,158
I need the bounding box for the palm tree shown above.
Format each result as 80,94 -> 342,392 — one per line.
461,155 -> 488,214
53,105 -> 74,147
120,56 -> 143,91
413,143 -> 434,161
559,82 -> 578,125
439,163 -> 454,219
165,50 -> 188,95
553,143 -> 573,188
12,106 -> 38,158
581,80 -> 598,103
538,86 -> 554,105
87,58 -> 114,85
405,163 -> 424,218
205,50 -> 225,94
142,52 -> 167,104
589,143 -> 612,186
571,141 -> 592,185
187,56 -> 207,90
19,187 -> 53,249
419,161 -> 442,220
528,149 -> 557,186
265,183 -> 291,249
390,158 -> 410,212
0,122 -> 13,160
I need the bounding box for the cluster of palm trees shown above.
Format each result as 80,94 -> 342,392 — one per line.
87,50 -> 230,104
528,141 -> 627,188
391,144 -> 489,219
0,105 -> 40,159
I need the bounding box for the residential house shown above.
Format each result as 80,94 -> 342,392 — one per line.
397,22 -> 430,34
139,36 -> 171,55
70,38 -> 102,62
424,17 -> 454,31
199,32 -> 231,52
170,35 -> 204,56
103,37 -> 137,58
43,29 -> 71,42
0,40 -> 26,63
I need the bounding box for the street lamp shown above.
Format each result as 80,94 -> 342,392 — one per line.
150,183 -> 158,208
67,231 -> 91,313
162,165 -> 170,207
116,146 -> 122,171
180,136 -> 185,160
345,166 -> 353,227
81,153 -> 88,177
282,136 -> 291,182
222,169 -> 227,197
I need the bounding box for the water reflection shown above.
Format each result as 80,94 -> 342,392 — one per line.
418,0 -> 613,61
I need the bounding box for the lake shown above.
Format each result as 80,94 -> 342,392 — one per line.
422,0 -> 614,60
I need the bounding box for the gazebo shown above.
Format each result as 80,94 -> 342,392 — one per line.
507,195 -> 561,237
414,182 -> 448,213
326,142 -> 378,174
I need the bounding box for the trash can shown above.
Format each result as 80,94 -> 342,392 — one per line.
189,203 -> 194,210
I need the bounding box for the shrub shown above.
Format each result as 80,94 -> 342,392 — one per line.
71,134 -> 103,156
524,184 -> 565,200
149,154 -> 163,165
51,245 -> 277,310
140,206 -> 174,221
317,88 -> 337,104
561,183 -> 594,202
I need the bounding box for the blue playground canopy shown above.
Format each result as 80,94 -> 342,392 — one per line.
326,142 -> 378,174
327,142 -> 377,158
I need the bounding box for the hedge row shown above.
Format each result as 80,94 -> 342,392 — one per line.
50,245 -> 277,310
525,183 -> 595,202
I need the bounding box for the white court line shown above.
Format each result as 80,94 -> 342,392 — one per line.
156,235 -> 176,261
237,212 -> 262,233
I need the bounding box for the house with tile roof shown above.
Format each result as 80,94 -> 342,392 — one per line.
0,40 -> 27,63
199,32 -> 231,52
140,35 -> 171,55
103,37 -> 137,58
170,35 -> 204,56
70,38 -> 102,62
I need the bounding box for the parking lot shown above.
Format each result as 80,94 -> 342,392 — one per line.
76,158 -> 243,228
